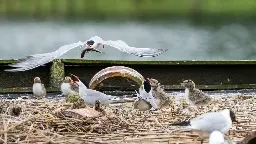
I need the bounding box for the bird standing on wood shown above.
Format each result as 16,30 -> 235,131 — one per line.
32,77 -> 46,99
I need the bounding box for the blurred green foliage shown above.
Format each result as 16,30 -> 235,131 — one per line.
0,0 -> 256,19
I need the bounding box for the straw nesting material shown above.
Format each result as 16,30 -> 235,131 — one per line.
0,94 -> 255,144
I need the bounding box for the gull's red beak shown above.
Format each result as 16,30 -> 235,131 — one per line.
73,81 -> 79,86
85,44 -> 91,49
74,75 -> 79,80
147,78 -> 152,85
70,74 -> 79,82
102,45 -> 104,48
70,79 -> 78,86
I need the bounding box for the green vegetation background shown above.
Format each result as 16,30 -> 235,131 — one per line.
0,0 -> 256,19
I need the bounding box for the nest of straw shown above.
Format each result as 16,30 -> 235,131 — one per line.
0,94 -> 255,144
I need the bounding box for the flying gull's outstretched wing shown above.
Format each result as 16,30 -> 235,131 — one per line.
90,36 -> 168,57
5,41 -> 86,72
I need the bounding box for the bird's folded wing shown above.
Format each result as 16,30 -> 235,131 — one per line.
190,112 -> 229,132
91,36 -> 168,57
5,41 -> 86,72
86,89 -> 120,103
85,89 -> 110,100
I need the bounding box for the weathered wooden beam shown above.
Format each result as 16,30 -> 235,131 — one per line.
49,59 -> 65,88
0,59 -> 256,94
1,84 -> 256,94
62,59 -> 256,65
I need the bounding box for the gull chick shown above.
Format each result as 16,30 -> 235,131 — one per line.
148,78 -> 175,109
70,74 -> 121,107
181,79 -> 212,111
61,76 -> 79,96
32,77 -> 46,99
134,79 -> 158,111
170,109 -> 238,144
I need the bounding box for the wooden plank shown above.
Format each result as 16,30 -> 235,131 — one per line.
1,59 -> 256,94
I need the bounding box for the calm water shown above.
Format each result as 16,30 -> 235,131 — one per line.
1,19 -> 256,61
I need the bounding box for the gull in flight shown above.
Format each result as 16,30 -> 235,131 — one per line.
5,36 -> 168,72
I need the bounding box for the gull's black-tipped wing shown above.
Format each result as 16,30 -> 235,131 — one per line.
5,41 -> 86,72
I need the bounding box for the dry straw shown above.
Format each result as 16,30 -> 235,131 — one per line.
0,94 -> 255,144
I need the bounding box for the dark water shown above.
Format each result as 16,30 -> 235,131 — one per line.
0,19 -> 256,61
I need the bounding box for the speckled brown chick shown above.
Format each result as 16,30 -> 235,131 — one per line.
148,78 -> 175,109
181,79 -> 212,107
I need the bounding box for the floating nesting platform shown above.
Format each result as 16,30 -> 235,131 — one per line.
1,59 -> 256,94
0,95 -> 255,143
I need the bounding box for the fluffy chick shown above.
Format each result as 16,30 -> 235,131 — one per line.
32,77 -> 46,99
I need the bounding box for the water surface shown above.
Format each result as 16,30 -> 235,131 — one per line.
0,20 -> 256,61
